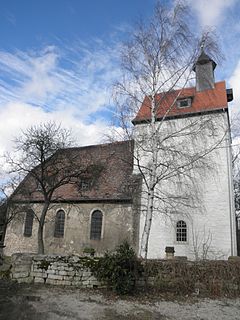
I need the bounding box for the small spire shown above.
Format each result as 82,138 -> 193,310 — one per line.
193,50 -> 216,92
193,50 -> 216,71
200,42 -> 204,50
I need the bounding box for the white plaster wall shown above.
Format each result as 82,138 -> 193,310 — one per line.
134,112 -> 237,260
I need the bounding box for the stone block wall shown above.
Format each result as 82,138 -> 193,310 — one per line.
11,254 -> 101,288
4,202 -> 136,257
9,254 -> 240,297
11,253 -> 33,283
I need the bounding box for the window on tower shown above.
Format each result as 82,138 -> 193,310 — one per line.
177,97 -> 192,109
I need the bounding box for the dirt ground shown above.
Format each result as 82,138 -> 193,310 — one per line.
0,280 -> 240,320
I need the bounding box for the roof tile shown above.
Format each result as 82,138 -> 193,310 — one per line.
133,81 -> 228,123
12,140 -> 135,203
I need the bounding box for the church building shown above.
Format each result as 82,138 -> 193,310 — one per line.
4,52 -> 237,259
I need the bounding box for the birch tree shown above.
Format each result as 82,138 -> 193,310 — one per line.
113,1 -> 224,258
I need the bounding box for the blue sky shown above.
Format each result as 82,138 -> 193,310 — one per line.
0,0 -> 240,158
0,0 -> 156,49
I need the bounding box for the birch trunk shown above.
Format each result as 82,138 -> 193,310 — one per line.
140,97 -> 158,259
140,182 -> 155,258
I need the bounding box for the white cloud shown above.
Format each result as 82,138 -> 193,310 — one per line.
0,101 -> 111,165
22,48 -> 60,99
189,0 -> 236,27
0,40 -> 122,159
229,59 -> 240,116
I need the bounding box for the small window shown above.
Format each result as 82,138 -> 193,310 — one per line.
79,179 -> 91,191
54,210 -> 65,238
24,210 -> 34,237
176,220 -> 187,242
36,181 -> 42,191
177,98 -> 192,109
90,210 -> 103,240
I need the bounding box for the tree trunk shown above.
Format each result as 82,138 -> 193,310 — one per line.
140,185 -> 154,259
37,201 -> 50,254
140,99 -> 158,259
37,223 -> 44,254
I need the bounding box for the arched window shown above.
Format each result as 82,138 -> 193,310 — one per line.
90,210 -> 103,240
24,209 -> 34,237
176,220 -> 187,242
54,210 -> 65,238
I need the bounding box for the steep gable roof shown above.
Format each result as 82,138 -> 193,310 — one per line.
193,50 -> 217,71
133,81 -> 228,124
12,140 -> 135,203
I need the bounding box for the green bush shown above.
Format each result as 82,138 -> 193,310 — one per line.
93,242 -> 143,294
83,247 -> 95,256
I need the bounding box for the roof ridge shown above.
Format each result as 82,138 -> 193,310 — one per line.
155,81 -> 225,96
60,139 -> 133,152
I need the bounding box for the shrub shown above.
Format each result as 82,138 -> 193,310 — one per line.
93,242 -> 143,294
83,247 -> 95,256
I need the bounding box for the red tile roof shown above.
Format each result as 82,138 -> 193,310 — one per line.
133,81 -> 228,123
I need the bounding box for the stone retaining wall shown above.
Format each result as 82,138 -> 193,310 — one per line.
9,254 -> 240,296
11,253 -> 33,283
11,254 -> 101,287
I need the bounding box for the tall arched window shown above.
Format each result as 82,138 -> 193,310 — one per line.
24,209 -> 34,237
90,210 -> 103,240
176,220 -> 187,242
54,210 -> 65,238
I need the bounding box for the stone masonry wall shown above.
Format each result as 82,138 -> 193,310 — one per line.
10,254 -> 240,297
4,202 -> 135,257
11,254 -> 101,288
11,253 -> 33,283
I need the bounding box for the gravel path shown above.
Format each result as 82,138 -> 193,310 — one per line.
0,281 -> 240,320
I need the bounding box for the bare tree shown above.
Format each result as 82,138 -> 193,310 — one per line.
112,1 -> 226,258
4,122 -> 92,254
191,226 -> 212,260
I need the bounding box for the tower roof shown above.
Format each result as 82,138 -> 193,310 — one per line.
193,50 -> 217,71
132,81 -> 228,124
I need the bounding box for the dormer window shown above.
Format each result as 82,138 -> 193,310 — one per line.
177,97 -> 192,109
36,181 -> 42,191
78,178 -> 92,191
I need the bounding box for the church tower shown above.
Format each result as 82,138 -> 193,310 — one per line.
193,50 -> 216,92
132,50 -> 237,260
